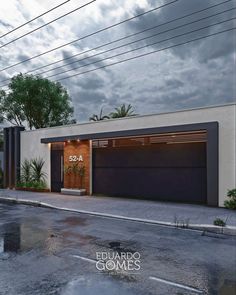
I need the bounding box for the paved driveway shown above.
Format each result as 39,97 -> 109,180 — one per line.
0,189 -> 236,229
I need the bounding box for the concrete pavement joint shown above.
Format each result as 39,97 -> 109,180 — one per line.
71,255 -> 97,264
149,276 -> 204,294
0,196 -> 235,236
71,253 -> 205,292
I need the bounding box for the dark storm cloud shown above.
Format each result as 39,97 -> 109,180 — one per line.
0,20 -> 13,29
60,71 -> 111,121
17,54 -> 31,62
99,2 -> 118,17
15,1 -> 30,20
0,72 -> 9,82
126,0 -> 235,61
77,75 -> 105,90
72,89 -> 108,121
197,30 -> 235,63
165,78 -> 184,89
1,0 -> 235,124
76,90 -> 107,103
58,50 -> 110,77
45,25 -> 56,36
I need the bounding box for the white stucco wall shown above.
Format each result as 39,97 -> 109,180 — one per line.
20,103 -> 236,206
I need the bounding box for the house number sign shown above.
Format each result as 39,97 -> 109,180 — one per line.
69,155 -> 84,162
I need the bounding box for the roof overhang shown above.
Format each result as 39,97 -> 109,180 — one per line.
40,122 -> 218,143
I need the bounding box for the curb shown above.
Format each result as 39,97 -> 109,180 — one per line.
0,196 -> 236,236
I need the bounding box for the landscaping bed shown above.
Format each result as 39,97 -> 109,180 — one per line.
15,187 -> 50,193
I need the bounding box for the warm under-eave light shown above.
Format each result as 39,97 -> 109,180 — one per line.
167,140 -> 207,144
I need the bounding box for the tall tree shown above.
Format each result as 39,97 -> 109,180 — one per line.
110,104 -> 137,118
89,108 -> 110,121
0,74 -> 76,129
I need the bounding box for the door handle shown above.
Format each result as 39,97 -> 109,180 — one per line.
61,155 -> 63,182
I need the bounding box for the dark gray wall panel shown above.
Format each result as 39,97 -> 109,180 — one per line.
93,142 -> 207,204
94,143 -> 206,168
3,126 -> 25,188
3,128 -> 9,188
93,167 -> 207,203
51,148 -> 64,192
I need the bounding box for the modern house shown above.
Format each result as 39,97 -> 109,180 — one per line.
3,103 -> 236,207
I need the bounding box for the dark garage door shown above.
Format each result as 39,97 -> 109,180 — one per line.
93,142 -> 207,203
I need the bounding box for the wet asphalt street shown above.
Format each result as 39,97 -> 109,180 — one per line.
0,203 -> 235,295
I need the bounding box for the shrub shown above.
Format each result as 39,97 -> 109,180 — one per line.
64,163 -> 85,189
21,159 -> 32,183
19,158 -> 47,190
17,181 -> 47,190
224,189 -> 236,210
64,165 -> 72,175
31,158 -> 47,182
213,218 -> 226,227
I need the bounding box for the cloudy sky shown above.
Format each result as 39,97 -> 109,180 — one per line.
0,0 -> 235,123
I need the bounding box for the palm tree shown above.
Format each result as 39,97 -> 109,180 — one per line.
110,104 -> 137,118
89,108 -> 110,121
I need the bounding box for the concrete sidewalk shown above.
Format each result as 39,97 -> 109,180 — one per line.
0,189 -> 235,234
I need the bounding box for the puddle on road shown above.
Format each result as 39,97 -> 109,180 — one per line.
94,240 -> 137,254
0,222 -> 21,257
108,240 -> 138,254
0,221 -> 62,258
62,276 -> 141,295
219,280 -> 236,295
59,216 -> 87,227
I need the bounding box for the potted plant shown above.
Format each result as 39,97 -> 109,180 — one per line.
62,163 -> 86,196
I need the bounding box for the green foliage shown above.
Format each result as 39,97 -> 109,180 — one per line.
0,74 -> 76,129
64,165 -> 72,175
31,158 -> 47,182
64,163 -> 85,188
213,218 -> 226,227
227,189 -> 236,198
19,158 -> 47,189
17,180 -> 47,190
89,108 -> 110,121
72,163 -> 79,175
65,163 -> 85,175
110,104 -> 137,118
77,165 -> 85,177
89,104 -> 138,122
21,159 -> 32,183
224,189 -> 236,209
